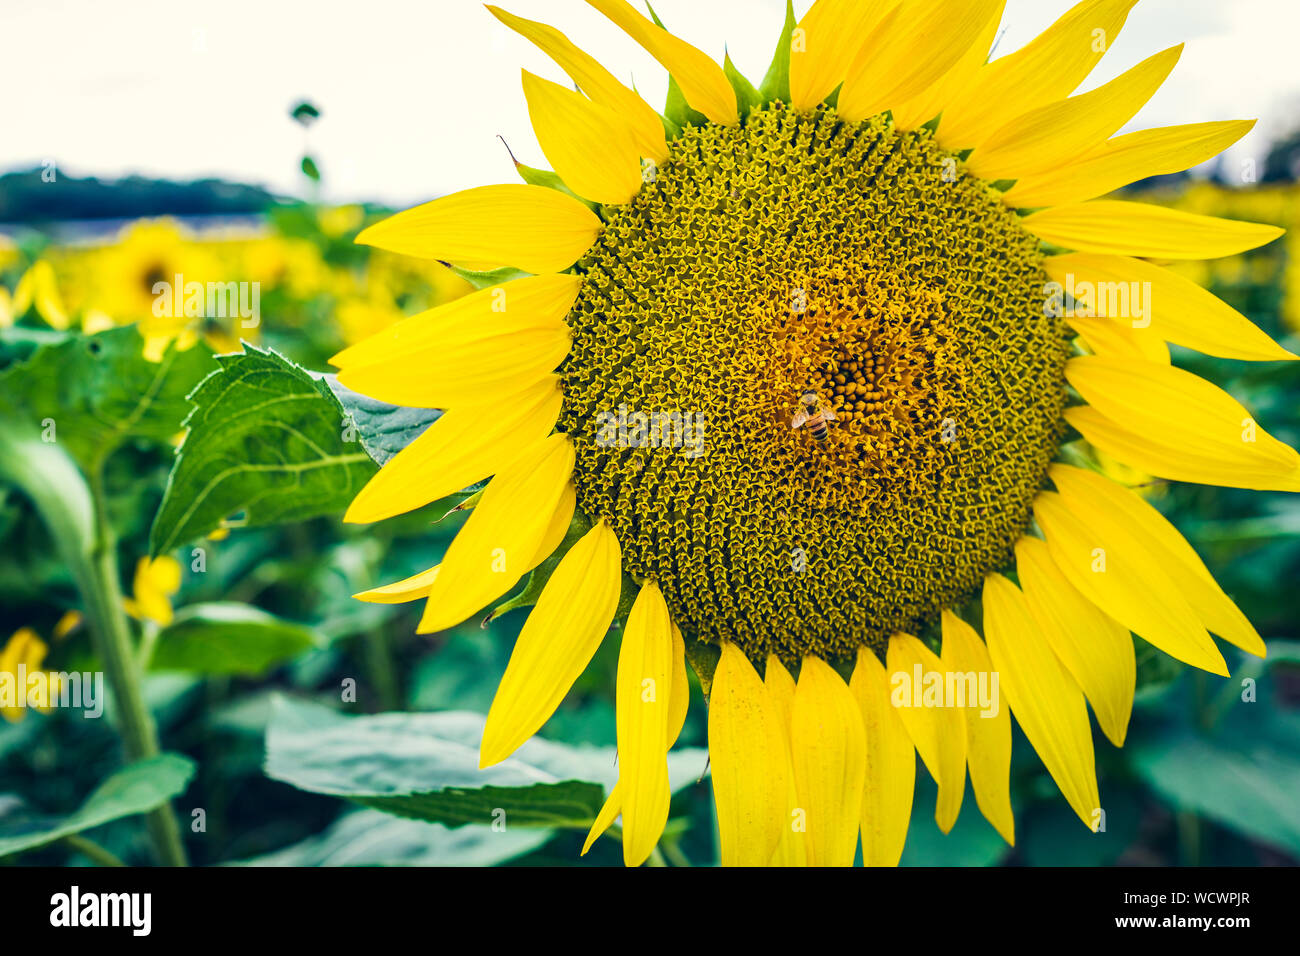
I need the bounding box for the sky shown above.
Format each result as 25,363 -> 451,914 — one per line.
5,0 -> 1299,206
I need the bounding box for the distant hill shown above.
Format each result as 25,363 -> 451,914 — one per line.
0,168 -> 289,224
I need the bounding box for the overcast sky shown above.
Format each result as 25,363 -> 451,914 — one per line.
6,0 -> 1299,206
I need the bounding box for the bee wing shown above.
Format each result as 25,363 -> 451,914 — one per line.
821,407 -> 837,422
791,410 -> 808,429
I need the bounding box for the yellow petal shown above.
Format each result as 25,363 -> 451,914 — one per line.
764,655 -> 807,867
1066,406 -> 1300,495
521,70 -> 643,206
790,655 -> 866,867
1067,312 -> 1169,363
1033,490 -> 1228,675
967,45 -> 1182,181
14,262 -> 69,331
333,276 -> 578,408
787,0 -> 894,112
582,620 -> 689,856
837,0 -> 1004,123
709,642 -> 791,866
892,3 -> 1005,131
581,784 -> 623,856
940,611 -> 1014,845
938,0 -> 1139,151
486,5 -> 668,162
1015,536 -> 1135,747
982,573 -> 1102,829
1022,200 -> 1285,260
417,435 -> 574,633
354,564 -> 440,605
1007,120 -> 1257,208
531,482 -> 576,570
667,622 -> 690,744
52,610 -> 81,641
1066,355 -> 1300,490
1049,464 -> 1266,659
332,275 -> 580,370
354,184 -> 602,274
585,0 -> 737,125
849,647 -> 916,866
614,580 -> 675,866
344,377 -> 562,523
480,521 -> 622,767
1045,253 -> 1294,361
886,633 -> 965,832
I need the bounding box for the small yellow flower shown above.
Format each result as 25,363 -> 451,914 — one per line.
122,556 -> 183,627
52,610 -> 82,641
0,628 -> 60,723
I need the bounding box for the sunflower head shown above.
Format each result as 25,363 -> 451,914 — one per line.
336,0 -> 1290,867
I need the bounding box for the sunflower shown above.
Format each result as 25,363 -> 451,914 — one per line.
82,219 -> 239,359
334,0 -> 1293,867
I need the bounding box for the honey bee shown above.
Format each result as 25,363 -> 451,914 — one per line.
791,390 -> 838,441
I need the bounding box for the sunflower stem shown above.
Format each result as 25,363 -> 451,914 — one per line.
0,433 -> 188,866
361,629 -> 400,711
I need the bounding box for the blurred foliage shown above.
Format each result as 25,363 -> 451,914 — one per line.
0,174 -> 1297,868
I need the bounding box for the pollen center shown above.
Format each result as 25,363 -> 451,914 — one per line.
559,104 -> 1070,665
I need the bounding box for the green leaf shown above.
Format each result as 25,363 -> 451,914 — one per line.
1132,708 -> 1300,856
301,155 -> 321,181
324,375 -> 439,466
759,0 -> 796,103
149,345 -> 376,555
237,809 -> 552,866
150,602 -> 318,676
0,326 -> 216,472
264,696 -> 707,828
1020,785 -> 1143,866
0,754 -> 195,859
900,775 -> 1009,866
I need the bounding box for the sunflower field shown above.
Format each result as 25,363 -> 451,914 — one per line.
2,0 -> 1300,877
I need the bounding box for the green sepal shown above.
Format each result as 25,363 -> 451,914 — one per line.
683,638 -> 720,698
482,509 -> 594,625
724,51 -> 760,119
659,110 -> 683,141
434,486 -> 484,524
612,569 -> 640,623
446,264 -> 530,290
759,0 -> 796,103
512,160 -> 597,211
